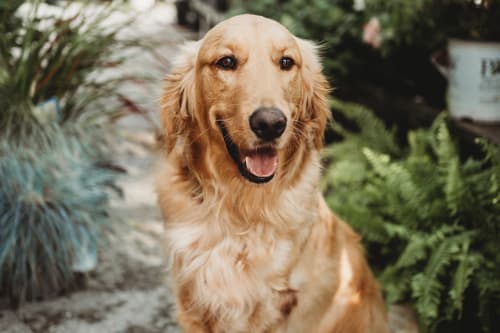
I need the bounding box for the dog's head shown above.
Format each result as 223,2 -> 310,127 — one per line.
161,14 -> 329,186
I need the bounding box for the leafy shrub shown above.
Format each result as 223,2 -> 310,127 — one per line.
322,99 -> 500,333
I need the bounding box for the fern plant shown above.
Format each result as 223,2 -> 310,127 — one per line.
322,99 -> 500,333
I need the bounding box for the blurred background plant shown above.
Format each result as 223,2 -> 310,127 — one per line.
366,0 -> 500,53
0,0 -> 152,138
0,0 -> 153,305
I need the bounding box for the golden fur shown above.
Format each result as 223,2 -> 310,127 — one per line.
157,14 -> 390,333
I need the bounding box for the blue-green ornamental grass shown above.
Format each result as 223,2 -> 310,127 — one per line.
0,127 -> 120,304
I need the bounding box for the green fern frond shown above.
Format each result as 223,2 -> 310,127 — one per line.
448,250 -> 482,318
411,273 -> 442,321
413,231 -> 475,326
382,267 -> 414,303
394,233 -> 428,269
329,98 -> 401,156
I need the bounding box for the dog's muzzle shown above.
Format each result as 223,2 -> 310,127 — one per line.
217,119 -> 279,184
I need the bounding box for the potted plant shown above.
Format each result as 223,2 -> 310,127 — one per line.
444,0 -> 500,123
362,0 -> 500,122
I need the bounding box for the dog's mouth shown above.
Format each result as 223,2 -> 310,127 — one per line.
217,120 -> 278,184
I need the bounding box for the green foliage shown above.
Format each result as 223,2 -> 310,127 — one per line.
322,99 -> 500,332
0,0 -> 148,138
366,0 -> 500,54
230,0 -> 369,78
0,126 -> 120,304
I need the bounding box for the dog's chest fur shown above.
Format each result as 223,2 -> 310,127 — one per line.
159,154 -> 322,332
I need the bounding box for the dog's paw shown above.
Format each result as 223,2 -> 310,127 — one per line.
278,289 -> 298,316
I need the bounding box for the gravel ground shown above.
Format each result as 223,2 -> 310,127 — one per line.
0,3 -> 419,332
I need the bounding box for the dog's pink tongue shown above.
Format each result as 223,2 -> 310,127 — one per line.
245,152 -> 278,178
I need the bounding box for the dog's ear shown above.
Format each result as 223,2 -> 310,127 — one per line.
296,38 -> 330,150
161,41 -> 200,153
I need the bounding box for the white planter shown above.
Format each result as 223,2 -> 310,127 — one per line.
447,39 -> 500,123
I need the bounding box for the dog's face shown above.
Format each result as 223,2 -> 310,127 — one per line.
162,15 -> 329,185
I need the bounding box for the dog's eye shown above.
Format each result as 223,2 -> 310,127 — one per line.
216,56 -> 237,70
279,57 -> 294,70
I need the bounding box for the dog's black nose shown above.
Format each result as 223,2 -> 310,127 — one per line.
249,107 -> 287,141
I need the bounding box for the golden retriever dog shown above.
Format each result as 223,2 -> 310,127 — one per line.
157,14 -> 390,333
